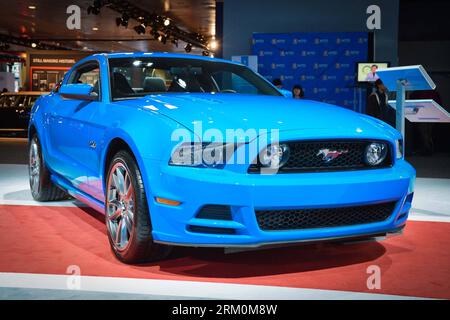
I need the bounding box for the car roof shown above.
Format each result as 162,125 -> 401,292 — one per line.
79,52 -> 244,67
1,91 -> 49,96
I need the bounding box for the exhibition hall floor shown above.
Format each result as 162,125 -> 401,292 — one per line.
0,138 -> 449,300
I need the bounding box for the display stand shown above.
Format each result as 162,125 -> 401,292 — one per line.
376,65 -> 436,137
388,99 -> 450,123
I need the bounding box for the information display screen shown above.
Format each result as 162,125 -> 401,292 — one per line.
357,62 -> 389,83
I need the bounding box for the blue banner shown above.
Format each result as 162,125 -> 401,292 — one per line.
252,32 -> 368,110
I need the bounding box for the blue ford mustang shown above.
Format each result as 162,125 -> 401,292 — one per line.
28,52 -> 415,263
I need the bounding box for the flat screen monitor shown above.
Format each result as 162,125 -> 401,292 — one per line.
356,62 -> 390,83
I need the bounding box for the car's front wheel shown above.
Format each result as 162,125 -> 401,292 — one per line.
105,150 -> 172,263
29,135 -> 67,201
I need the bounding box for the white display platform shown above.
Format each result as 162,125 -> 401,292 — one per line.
376,65 -> 437,137
388,99 -> 450,123
377,65 -> 436,92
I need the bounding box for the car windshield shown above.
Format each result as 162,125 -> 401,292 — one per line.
108,57 -> 281,101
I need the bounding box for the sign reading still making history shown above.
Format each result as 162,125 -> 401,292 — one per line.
29,52 -> 90,91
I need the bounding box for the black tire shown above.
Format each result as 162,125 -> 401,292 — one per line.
105,150 -> 172,263
29,135 -> 68,201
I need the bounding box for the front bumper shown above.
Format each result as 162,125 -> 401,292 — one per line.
143,158 -> 415,247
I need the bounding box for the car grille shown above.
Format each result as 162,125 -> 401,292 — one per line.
248,140 -> 392,173
256,201 -> 397,231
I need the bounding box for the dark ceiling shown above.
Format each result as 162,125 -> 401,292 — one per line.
3,0 -> 448,53
399,0 -> 450,41
0,0 -> 216,53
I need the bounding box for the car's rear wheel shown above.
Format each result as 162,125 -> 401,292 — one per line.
29,135 -> 67,201
105,150 -> 172,263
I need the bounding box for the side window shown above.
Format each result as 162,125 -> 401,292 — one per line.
68,62 -> 101,96
79,68 -> 100,86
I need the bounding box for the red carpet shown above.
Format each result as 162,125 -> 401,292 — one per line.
0,204 -> 449,299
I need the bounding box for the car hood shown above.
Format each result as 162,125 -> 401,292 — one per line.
118,93 -> 399,140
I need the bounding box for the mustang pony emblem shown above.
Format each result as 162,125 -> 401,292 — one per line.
317,148 -> 349,162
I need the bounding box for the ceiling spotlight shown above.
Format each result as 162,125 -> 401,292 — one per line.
134,24 -> 146,35
116,14 -> 129,27
193,33 -> 203,41
209,39 -> 218,50
87,5 -> 100,15
159,35 -> 168,44
184,43 -> 192,53
92,27 -> 99,31
148,13 -> 158,27
87,0 -> 102,15
163,18 -> 170,26
150,29 -> 159,40
31,42 -> 37,48
28,5 -> 36,10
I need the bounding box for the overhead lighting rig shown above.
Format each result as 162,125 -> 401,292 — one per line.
133,23 -> 146,35
116,13 -> 129,28
87,0 -> 103,15
88,0 -> 214,53
0,34 -> 71,50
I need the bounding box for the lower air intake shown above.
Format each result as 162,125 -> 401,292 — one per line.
256,201 -> 396,231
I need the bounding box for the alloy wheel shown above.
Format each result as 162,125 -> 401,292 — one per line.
106,162 -> 136,251
29,140 -> 40,193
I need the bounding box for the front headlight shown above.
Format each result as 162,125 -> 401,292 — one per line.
169,142 -> 235,168
396,139 -> 404,159
364,142 -> 388,166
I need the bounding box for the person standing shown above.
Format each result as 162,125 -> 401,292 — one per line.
272,78 -> 292,97
366,79 -> 395,127
292,84 -> 304,99
272,78 -> 283,89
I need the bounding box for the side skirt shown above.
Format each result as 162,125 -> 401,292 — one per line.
50,174 -> 105,214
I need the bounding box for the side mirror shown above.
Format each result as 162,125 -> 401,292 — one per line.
60,84 -> 98,101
